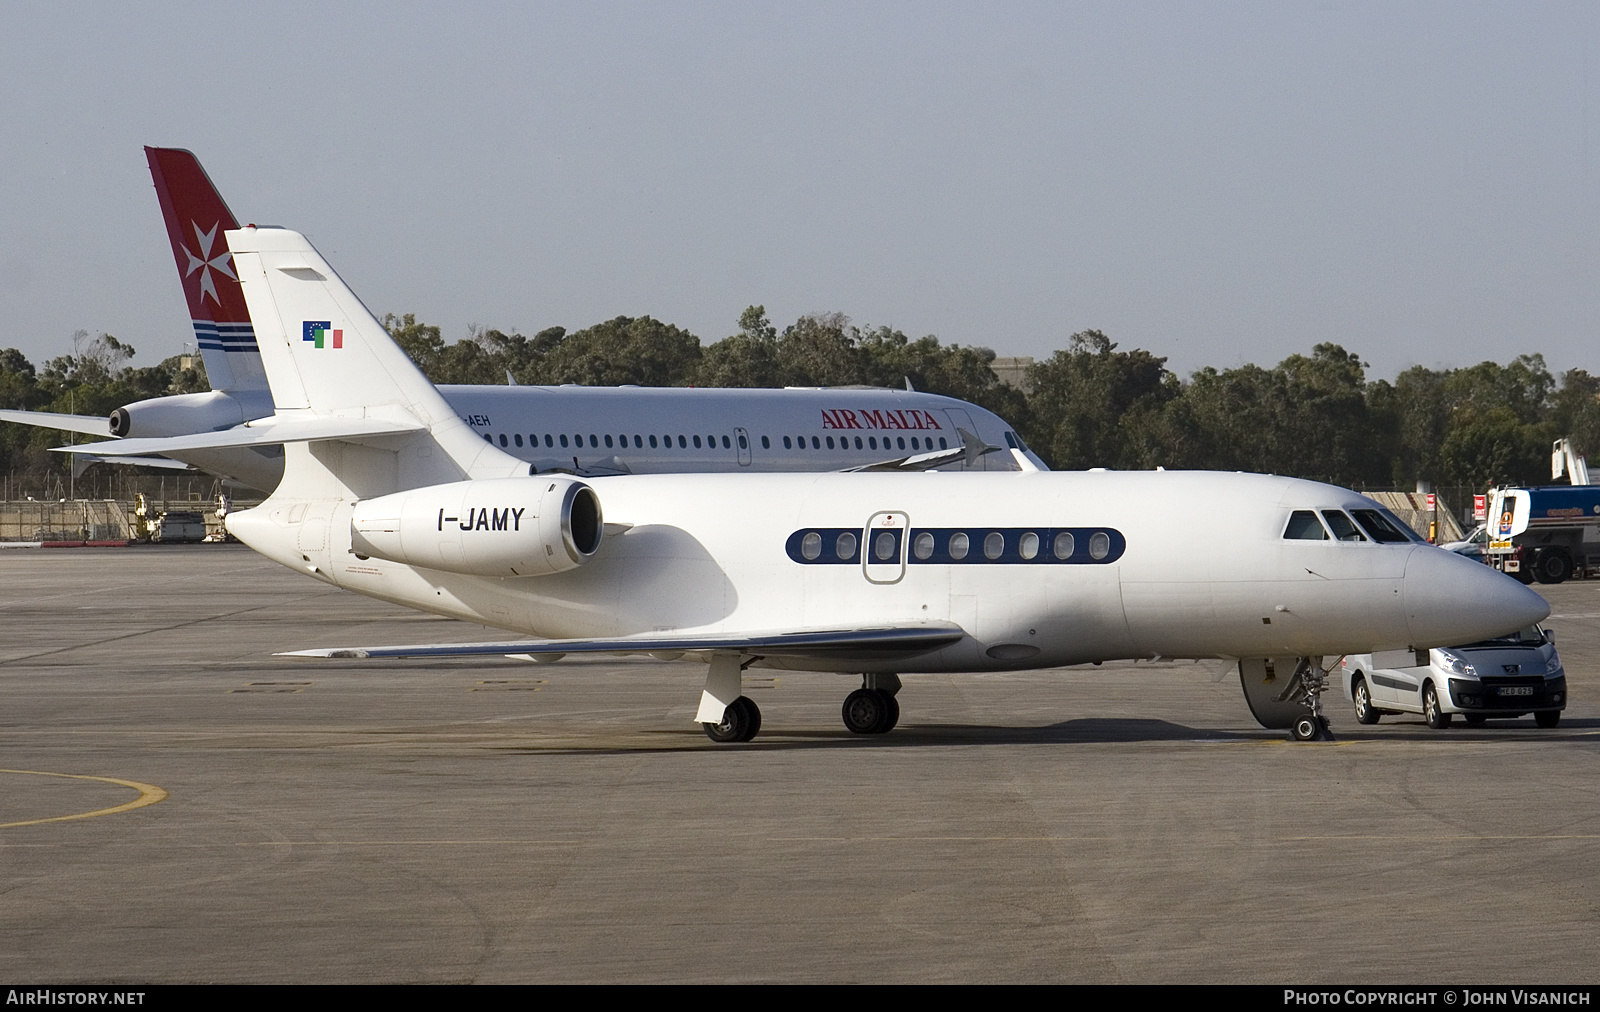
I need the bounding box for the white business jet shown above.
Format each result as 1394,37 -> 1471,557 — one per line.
71,225 -> 1549,743
1,148 -> 1031,493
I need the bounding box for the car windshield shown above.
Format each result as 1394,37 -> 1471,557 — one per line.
1459,625 -> 1545,649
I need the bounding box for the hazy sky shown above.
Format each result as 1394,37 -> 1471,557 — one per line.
2,2 -> 1597,383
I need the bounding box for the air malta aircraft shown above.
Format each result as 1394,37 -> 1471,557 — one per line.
68,224 -> 1550,744
0,148 -> 1033,493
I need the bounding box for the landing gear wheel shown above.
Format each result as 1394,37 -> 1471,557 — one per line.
1535,710 -> 1561,729
1290,715 -> 1333,741
702,695 -> 761,743
1423,684 -> 1451,729
1353,678 -> 1380,725
1465,714 -> 1487,726
842,688 -> 896,734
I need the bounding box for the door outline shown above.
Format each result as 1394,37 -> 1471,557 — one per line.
735,427 -> 753,466
864,511 -> 909,584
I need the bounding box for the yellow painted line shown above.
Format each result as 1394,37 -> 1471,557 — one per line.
0,769 -> 168,829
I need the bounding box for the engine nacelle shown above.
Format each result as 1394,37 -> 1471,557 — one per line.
349,476 -> 603,578
109,389 -> 272,437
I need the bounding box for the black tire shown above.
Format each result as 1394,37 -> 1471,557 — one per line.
1352,677 -> 1380,725
1291,715 -> 1320,741
1534,550 -> 1572,585
1423,683 -> 1451,729
877,692 -> 900,733
702,695 -> 761,743
1465,714 -> 1487,726
1511,565 -> 1535,585
1535,710 -> 1561,729
842,688 -> 887,735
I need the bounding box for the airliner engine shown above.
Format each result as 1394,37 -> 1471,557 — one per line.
349,476 -> 602,578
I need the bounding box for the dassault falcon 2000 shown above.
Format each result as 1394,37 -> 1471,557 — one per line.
0,147 -> 1033,493
69,225 -> 1550,744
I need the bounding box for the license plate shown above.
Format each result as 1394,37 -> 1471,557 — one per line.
1498,686 -> 1533,696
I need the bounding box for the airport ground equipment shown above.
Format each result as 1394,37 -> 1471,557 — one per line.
1485,483 -> 1600,584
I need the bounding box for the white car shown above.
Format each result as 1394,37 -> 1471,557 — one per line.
1341,626 -> 1567,728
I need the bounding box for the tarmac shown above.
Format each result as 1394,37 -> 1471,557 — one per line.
1,544 -> 1596,984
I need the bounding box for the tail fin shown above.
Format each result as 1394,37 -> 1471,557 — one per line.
225,225 -> 525,498
145,147 -> 270,397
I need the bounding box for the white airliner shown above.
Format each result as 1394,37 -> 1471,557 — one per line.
0,148 -> 1032,493
67,224 -> 1550,744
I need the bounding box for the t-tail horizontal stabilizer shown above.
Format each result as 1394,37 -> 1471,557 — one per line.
277,623 -> 967,661
53,414 -> 427,458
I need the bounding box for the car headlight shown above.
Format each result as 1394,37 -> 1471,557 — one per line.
1436,650 -> 1476,676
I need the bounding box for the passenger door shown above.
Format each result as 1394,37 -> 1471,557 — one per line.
735,427 -> 753,466
864,511 -> 908,584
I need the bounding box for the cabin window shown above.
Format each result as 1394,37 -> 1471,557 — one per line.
513,434 -> 523,447
1283,510 -> 1329,540
648,434 -> 658,448
760,436 -> 768,449
869,437 -> 878,450
826,436 -> 835,450
783,436 -> 792,449
897,437 -> 906,450
589,434 -> 598,448
939,437 -> 947,449
910,437 -> 919,450
801,532 -> 822,560
693,435 -> 702,449
723,435 -> 732,449
1089,532 -> 1111,559
948,532 -> 970,560
1052,532 -> 1075,559
1019,532 -> 1039,560
1351,508 -> 1412,544
913,532 -> 935,559
559,434 -> 569,448
482,433 -> 491,443
544,434 -> 554,447
875,531 -> 896,560
984,532 -> 1005,559
811,436 -> 821,449
1322,510 -> 1366,542
604,434 -> 613,448
836,532 -> 857,561
678,435 -> 687,448
854,436 -> 863,450
634,435 -> 643,448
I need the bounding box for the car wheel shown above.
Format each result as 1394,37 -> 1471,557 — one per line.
1352,677 -> 1380,725
1535,710 -> 1561,729
1423,683 -> 1451,729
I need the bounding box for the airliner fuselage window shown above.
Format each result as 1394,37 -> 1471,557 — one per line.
1322,510 -> 1366,541
1284,510 -> 1329,540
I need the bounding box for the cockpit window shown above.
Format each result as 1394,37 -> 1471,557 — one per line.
1350,508 -> 1412,544
1283,510 -> 1329,540
1321,510 -> 1367,542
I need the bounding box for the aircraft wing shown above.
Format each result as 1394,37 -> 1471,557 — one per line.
278,622 -> 967,660
52,415 -> 426,457
843,426 -> 1000,473
0,409 -> 112,437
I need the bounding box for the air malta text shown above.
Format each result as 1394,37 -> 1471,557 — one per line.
438,508 -> 526,531
821,409 -> 944,431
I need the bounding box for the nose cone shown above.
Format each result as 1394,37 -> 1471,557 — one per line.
1403,546 -> 1549,647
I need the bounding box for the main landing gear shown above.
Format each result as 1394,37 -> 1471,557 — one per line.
842,674 -> 901,735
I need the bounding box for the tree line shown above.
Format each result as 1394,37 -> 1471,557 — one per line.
3,308 -> 1598,495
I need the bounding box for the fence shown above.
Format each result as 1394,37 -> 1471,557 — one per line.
0,501 -> 134,543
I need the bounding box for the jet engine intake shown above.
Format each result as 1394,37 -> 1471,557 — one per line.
109,390 -> 260,437
349,476 -> 602,577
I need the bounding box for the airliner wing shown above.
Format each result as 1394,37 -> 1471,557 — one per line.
278,622 -> 966,660
844,426 -> 1000,473
52,415 -> 426,457
0,409 -> 112,437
